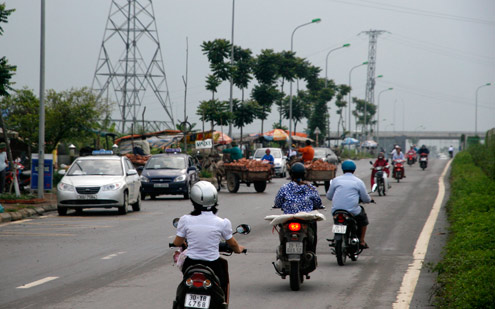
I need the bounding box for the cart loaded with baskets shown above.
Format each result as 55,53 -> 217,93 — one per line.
304,159 -> 337,192
223,158 -> 272,193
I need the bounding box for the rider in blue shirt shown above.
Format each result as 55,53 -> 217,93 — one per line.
261,148 -> 274,165
326,160 -> 373,249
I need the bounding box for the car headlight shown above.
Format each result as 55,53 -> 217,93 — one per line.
58,182 -> 75,192
140,175 -> 150,182
102,183 -> 123,191
174,175 -> 186,182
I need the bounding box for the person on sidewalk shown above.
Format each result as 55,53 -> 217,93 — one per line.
0,143 -> 8,194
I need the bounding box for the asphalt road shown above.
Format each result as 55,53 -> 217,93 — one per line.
0,158 -> 450,309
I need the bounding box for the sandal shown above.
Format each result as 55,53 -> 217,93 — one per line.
360,243 -> 369,249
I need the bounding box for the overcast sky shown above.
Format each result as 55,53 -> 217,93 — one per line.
2,0 -> 494,136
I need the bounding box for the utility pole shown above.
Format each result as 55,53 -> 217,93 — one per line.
359,29 -> 388,139
92,0 -> 174,134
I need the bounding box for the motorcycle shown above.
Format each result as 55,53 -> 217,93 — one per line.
5,162 -> 31,193
170,218 -> 250,309
419,153 -> 428,170
392,159 -> 405,182
265,211 -> 325,291
406,152 -> 416,166
370,161 -> 389,196
327,199 -> 375,266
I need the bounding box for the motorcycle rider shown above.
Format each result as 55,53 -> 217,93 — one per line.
326,160 -> 373,249
273,162 -> 323,255
417,145 -> 430,158
406,146 -> 417,163
392,146 -> 406,178
448,145 -> 454,158
371,152 -> 390,189
172,181 -> 245,303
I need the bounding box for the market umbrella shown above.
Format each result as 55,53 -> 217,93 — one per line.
213,131 -> 232,144
263,129 -> 289,141
342,137 -> 360,145
361,140 -> 378,148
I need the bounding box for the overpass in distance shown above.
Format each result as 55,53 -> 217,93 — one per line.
329,131 -> 480,140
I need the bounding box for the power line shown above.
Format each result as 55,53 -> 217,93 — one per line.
326,0 -> 494,26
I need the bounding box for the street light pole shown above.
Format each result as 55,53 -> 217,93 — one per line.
288,18 -> 321,149
325,44 -> 350,88
347,61 -> 368,138
475,82 -> 491,136
376,87 -> 393,147
38,0 -> 46,199
228,0 -> 235,138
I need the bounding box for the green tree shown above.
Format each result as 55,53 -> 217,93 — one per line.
251,83 -> 281,133
232,46 -> 253,101
196,99 -> 230,133
352,98 -> 376,135
334,85 -> 351,137
1,88 -> 39,156
0,3 -> 16,97
232,99 -> 261,142
205,74 -> 221,100
44,87 -> 111,152
201,39 -> 232,82
280,90 -> 311,134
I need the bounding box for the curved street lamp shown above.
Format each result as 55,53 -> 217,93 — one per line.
347,61 -> 368,136
288,18 -> 321,148
325,43 -> 350,87
376,87 -> 393,146
475,82 -> 491,136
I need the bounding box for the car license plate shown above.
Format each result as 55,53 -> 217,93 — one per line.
332,225 -> 347,234
286,242 -> 303,254
77,194 -> 97,200
184,294 -> 210,308
154,183 -> 169,188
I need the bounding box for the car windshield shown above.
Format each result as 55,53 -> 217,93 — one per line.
146,156 -> 186,169
67,159 -> 123,176
314,149 -> 328,157
254,149 -> 282,159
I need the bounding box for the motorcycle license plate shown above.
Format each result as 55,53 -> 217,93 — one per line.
286,242 -> 303,254
421,158 -> 427,161
185,294 -> 211,308
332,225 -> 347,234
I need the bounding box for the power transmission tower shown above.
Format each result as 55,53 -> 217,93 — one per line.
92,0 -> 174,133
359,29 -> 388,137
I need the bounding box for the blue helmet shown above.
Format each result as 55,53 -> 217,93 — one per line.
342,160 -> 356,172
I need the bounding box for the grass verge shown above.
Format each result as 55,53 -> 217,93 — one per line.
433,151 -> 495,308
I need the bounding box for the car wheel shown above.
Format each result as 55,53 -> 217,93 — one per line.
75,208 -> 84,215
183,183 -> 190,199
57,207 -> 67,216
150,194 -> 156,200
118,192 -> 129,215
132,192 -> 141,211
141,192 -> 146,201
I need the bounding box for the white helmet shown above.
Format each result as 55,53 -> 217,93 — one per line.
190,181 -> 218,208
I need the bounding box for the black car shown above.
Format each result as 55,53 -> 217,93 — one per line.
139,152 -> 199,200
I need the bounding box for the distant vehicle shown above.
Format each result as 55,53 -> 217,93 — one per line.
57,152 -> 141,215
139,152 -> 199,200
252,147 -> 287,177
313,147 -> 339,164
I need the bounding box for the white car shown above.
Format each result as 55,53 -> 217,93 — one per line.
56,154 -> 141,215
252,148 -> 287,177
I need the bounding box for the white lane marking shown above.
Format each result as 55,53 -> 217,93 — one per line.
393,160 -> 452,308
17,276 -> 59,289
101,251 -> 126,260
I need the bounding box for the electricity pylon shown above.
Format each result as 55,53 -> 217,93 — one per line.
92,0 -> 174,133
359,29 -> 388,136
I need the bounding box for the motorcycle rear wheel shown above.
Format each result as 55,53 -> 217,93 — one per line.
335,239 -> 347,266
378,182 -> 385,196
289,261 -> 302,291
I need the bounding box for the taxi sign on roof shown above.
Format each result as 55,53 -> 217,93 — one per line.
92,149 -> 114,155
165,148 -> 181,153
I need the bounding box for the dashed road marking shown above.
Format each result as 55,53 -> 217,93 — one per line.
17,277 -> 59,289
101,251 -> 126,260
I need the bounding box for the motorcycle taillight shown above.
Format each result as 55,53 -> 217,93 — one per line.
185,273 -> 211,288
336,213 -> 345,223
288,222 -> 301,232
